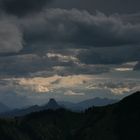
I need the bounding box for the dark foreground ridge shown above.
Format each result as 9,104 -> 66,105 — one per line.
0,91 -> 140,140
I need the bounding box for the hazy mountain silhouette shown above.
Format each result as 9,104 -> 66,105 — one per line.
0,97 -> 118,117
0,91 -> 139,140
45,98 -> 60,109
59,97 -> 118,111
77,97 -> 118,108
1,98 -> 61,117
0,102 -> 10,113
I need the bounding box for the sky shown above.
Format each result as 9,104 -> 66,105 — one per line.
0,0 -> 140,108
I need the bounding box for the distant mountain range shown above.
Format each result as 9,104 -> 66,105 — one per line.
0,91 -> 139,140
0,97 -> 118,117
0,98 -> 61,117
0,102 -> 10,113
59,97 -> 118,111
75,91 -> 140,140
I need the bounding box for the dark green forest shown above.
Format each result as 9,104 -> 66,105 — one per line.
0,92 -> 140,140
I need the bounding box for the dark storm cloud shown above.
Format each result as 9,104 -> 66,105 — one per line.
0,16 -> 23,53
0,0 -> 52,16
1,0 -> 140,16
0,8 -> 140,68
13,8 -> 139,66
78,46 -> 140,64
0,54 -> 74,76
0,52 -> 110,77
51,63 -> 109,76
0,0 -> 139,108
121,13 -> 140,24
0,8 -> 140,55
49,0 -> 140,14
0,7 -> 140,77
21,9 -> 140,51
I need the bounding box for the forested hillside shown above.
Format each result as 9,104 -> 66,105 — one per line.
0,92 -> 140,140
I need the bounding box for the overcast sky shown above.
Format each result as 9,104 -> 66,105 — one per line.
0,0 -> 139,108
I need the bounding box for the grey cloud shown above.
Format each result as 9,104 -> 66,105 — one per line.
18,9 -> 140,64
0,16 -> 23,53
52,64 -> 109,76
86,78 -> 140,96
49,0 -> 140,15
0,8 -> 140,77
0,51 -> 110,77
1,0 -> 140,16
0,0 -> 53,17
121,13 -> 140,24
21,9 -> 140,52
78,46 -> 140,64
0,53 -> 78,76
0,54 -> 55,76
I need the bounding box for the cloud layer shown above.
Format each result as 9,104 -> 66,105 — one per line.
49,0 -> 140,14
0,0 -> 52,16
0,16 -> 23,53
22,9 -> 140,50
0,9 -> 139,76
0,2 -> 139,106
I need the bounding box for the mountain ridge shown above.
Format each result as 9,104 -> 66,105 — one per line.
0,91 -> 139,140
0,97 -> 118,117
0,102 -> 10,113
0,98 -> 61,117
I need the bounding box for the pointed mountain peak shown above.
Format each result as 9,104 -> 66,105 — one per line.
48,98 -> 58,104
46,98 -> 60,110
